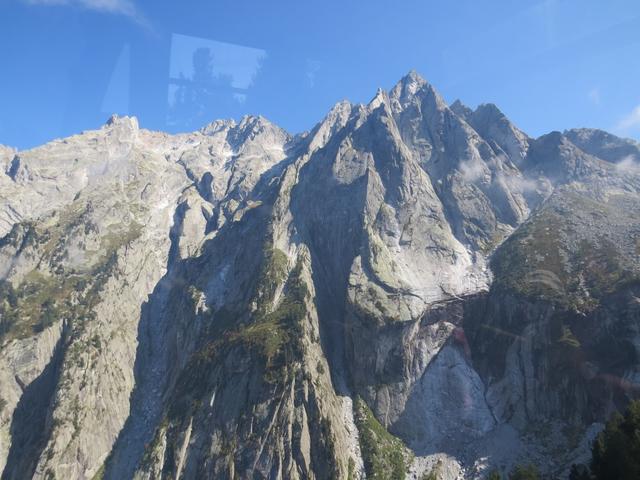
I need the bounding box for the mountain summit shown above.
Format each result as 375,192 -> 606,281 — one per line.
1,73 -> 639,480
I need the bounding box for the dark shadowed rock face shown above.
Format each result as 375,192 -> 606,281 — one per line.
1,72 -> 639,480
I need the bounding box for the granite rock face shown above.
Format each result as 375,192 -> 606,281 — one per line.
1,74 -> 639,479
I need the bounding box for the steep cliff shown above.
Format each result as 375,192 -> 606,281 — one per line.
1,73 -> 639,479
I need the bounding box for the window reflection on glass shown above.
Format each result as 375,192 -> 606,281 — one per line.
167,34 -> 266,130
101,44 -> 131,117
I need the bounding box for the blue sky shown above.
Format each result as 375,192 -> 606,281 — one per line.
1,0 -> 639,150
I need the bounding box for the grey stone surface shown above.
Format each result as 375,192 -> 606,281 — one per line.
1,73 -> 639,479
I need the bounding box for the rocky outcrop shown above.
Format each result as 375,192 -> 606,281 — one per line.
564,128 -> 640,164
1,72 -> 639,479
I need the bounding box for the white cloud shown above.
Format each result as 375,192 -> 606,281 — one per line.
504,173 -> 539,194
459,158 -> 487,183
615,104 -> 640,136
24,0 -> 146,24
587,88 -> 600,106
615,154 -> 640,175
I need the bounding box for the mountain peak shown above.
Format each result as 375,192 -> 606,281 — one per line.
474,102 -> 505,119
201,116 -> 288,143
391,70 -> 428,99
104,114 -> 139,130
400,69 -> 427,88
3,73 -> 639,480
389,70 -> 448,113
368,87 -> 390,111
564,127 -> 640,163
238,114 -> 273,130
200,118 -> 237,136
237,115 -> 290,139
450,99 -> 473,119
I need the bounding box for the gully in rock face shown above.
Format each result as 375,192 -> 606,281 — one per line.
0,71 -> 639,480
